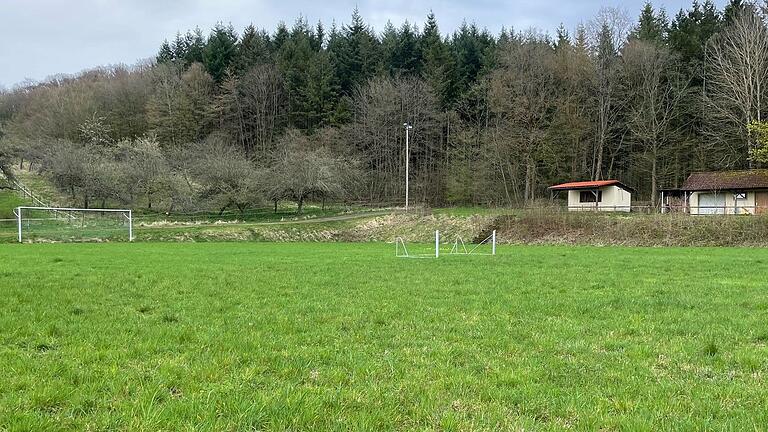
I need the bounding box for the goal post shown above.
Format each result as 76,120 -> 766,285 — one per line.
395,230 -> 497,258
15,206 -> 133,243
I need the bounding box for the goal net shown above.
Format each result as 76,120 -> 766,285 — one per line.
395,230 -> 496,258
14,207 -> 133,243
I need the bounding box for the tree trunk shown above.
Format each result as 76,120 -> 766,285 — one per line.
651,152 -> 658,208
297,196 -> 304,214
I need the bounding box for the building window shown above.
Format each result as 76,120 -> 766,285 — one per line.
734,192 -> 747,200
580,191 -> 602,203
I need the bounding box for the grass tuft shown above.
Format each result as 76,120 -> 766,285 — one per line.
34,343 -> 56,353
161,312 -> 179,323
137,305 -> 153,314
703,340 -> 719,357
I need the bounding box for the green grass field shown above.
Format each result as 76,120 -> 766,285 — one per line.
2,243 -> 768,430
0,190 -> 27,220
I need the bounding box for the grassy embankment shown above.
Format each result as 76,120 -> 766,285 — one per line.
1,242 -> 767,430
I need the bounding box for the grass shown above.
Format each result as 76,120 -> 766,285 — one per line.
432,206 -> 516,217
131,203 -> 379,224
0,190 -> 27,219
0,203 -> 393,244
1,243 -> 768,430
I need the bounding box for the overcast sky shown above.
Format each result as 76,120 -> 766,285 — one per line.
1,0 -> 727,88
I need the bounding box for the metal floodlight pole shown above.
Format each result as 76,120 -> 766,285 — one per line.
492,230 -> 496,255
404,123 -> 413,212
435,230 -> 440,258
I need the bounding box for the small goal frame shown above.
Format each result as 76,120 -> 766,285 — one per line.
449,231 -> 496,256
14,206 -> 133,243
395,230 -> 496,258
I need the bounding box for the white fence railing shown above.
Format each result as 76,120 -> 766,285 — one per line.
3,175 -> 77,220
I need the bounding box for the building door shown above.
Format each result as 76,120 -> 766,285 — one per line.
698,193 -> 726,215
756,192 -> 768,215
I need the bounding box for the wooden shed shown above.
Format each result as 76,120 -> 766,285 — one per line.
664,170 -> 768,215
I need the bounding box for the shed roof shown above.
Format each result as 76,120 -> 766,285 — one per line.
548,180 -> 634,192
681,170 -> 768,191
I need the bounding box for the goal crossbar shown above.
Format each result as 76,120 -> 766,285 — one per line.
15,206 -> 133,243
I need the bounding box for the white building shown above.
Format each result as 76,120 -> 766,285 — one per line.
548,180 -> 634,212
666,170 -> 768,215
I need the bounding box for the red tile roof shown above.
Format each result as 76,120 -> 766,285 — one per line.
681,170 -> 768,191
548,180 -> 634,192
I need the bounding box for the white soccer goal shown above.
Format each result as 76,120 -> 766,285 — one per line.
14,206 -> 133,243
395,230 -> 441,258
449,231 -> 497,256
395,230 -> 496,258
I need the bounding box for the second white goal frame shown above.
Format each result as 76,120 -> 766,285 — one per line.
14,206 -> 134,243
395,230 -> 496,258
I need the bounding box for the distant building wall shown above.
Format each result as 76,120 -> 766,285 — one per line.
689,191 -> 756,215
567,186 -> 631,212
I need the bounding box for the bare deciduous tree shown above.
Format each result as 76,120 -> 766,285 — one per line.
347,76 -> 441,203
189,135 -> 261,215
267,129 -> 355,213
116,135 -> 173,210
147,63 -> 213,148
489,35 -> 558,203
589,7 -> 631,180
623,40 -> 690,206
705,7 -> 768,167
211,64 -> 287,160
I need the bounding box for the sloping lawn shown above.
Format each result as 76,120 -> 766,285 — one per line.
1,243 -> 767,430
0,190 -> 26,219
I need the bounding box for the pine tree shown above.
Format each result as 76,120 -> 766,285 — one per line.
236,25 -> 272,73
157,40 -> 175,63
183,28 -> 206,65
380,21 -> 399,76
273,22 -> 290,53
331,8 -> 380,95
723,0 -> 746,24
203,23 -> 239,82
632,2 -> 669,43
497,27 -> 515,47
420,11 -> 456,108
451,22 -> 495,98
555,24 -> 571,51
312,21 -> 325,51
574,24 -> 589,54
171,32 -> 186,60
394,22 -> 422,76
278,19 -> 315,129
668,0 -> 722,67
302,51 -> 340,128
